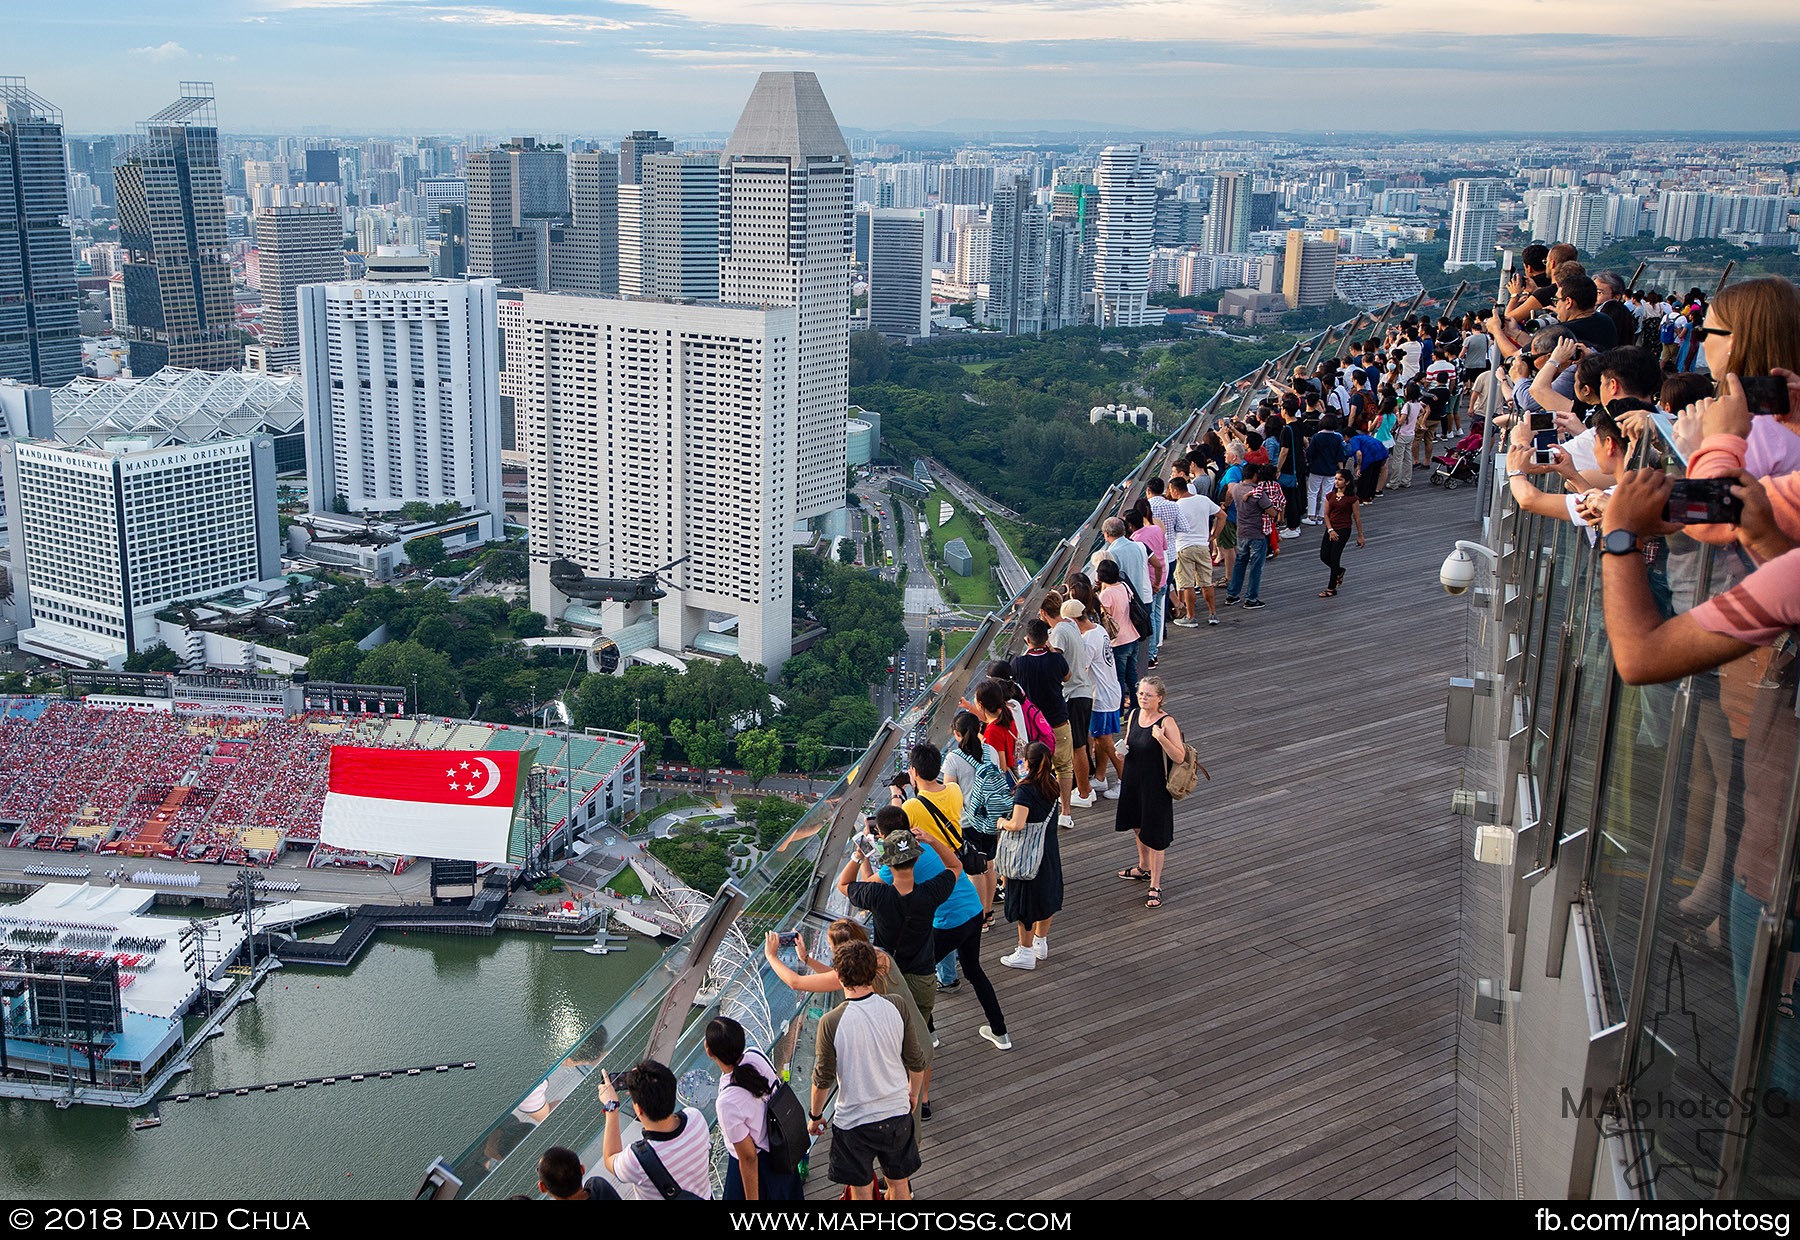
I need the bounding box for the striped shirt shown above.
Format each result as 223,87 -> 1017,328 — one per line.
610,1106 -> 714,1199
1690,548 -> 1800,647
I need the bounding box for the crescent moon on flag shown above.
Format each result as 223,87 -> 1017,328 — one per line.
469,757 -> 503,800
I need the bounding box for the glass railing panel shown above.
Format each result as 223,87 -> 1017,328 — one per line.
1617,521 -> 1796,1198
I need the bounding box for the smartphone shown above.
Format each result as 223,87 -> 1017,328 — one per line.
1529,411 -> 1556,432
1663,477 -> 1743,526
1533,447 -> 1559,466
777,930 -> 799,948
1741,376 -> 1791,417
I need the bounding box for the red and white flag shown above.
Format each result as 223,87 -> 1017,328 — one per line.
321,747 -> 523,865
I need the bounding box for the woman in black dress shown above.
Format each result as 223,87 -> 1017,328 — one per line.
1114,676 -> 1185,909
998,742 -> 1064,971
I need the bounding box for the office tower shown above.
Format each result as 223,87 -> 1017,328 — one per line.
939,163 -> 995,207
466,148 -> 538,287
1282,229 -> 1338,308
1203,171 -> 1250,255
0,79 -> 81,386
1154,196 -> 1206,247
1333,255 -> 1423,309
619,129 -> 674,186
853,207 -> 871,266
517,293 -> 799,675
1093,144 -> 1157,329
1,433 -> 281,665
1446,178 -> 1502,270
638,152 -> 718,299
432,203 -> 468,277
1250,190 -> 1278,233
255,206 -> 345,372
298,272 -> 501,524
718,71 -> 851,523
511,138 -> 569,220
114,84 -> 237,374
304,148 -> 340,185
417,176 -> 467,240
868,209 -> 930,341
987,174 -> 1047,336
548,149 -> 617,294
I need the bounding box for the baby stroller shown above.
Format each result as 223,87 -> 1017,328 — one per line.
1430,417 -> 1486,490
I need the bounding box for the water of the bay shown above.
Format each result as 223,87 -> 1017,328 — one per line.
0,921 -> 649,1200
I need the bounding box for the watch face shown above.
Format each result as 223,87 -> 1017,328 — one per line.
1604,529 -> 1637,555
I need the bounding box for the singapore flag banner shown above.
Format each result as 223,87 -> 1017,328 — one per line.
321,747 -> 524,865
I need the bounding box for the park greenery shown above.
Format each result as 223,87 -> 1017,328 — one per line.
645,794 -> 807,893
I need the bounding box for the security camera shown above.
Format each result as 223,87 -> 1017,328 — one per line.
1440,548 -> 1478,595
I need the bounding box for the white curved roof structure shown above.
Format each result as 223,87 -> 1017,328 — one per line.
49,368 -> 304,450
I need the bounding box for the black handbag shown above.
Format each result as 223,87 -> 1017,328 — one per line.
916,794 -> 989,876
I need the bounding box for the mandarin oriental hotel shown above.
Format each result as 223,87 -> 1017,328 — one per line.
0,434 -> 282,666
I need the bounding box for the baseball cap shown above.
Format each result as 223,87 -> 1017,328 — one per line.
1059,599 -> 1086,619
877,831 -> 923,869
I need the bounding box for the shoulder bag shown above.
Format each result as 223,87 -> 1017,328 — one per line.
916,793 -> 988,876
993,801 -> 1050,881
1154,716 -> 1209,801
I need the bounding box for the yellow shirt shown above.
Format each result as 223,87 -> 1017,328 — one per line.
902,785 -> 965,847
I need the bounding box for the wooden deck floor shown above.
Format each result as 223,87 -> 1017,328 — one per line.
809,481 -> 1484,1200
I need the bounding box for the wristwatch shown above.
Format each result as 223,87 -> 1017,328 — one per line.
809,1111 -> 825,1123
600,1099 -> 620,1114
1601,529 -> 1639,557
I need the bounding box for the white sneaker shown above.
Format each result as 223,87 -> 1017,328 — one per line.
979,1025 -> 1013,1051
1033,935 -> 1048,960
1069,789 -> 1098,808
999,946 -> 1036,970
1058,813 -> 1074,830
931,1033 -> 940,1048
1173,617 -> 1201,628
1102,784 -> 1122,800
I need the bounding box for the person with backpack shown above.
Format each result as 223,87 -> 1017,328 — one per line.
941,711 -> 1007,913
1013,617 -> 1074,827
705,1016 -> 807,1201
1093,558 -> 1143,709
1114,676 -> 1185,911
598,1059 -> 713,1199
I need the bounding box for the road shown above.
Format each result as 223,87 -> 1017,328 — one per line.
851,473 -> 940,721
924,462 -> 1033,600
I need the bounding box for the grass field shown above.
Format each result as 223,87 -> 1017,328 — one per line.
959,361 -> 996,374
943,628 -> 980,664
606,865 -> 647,898
926,498 -> 1000,609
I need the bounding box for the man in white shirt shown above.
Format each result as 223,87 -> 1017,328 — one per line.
1168,474 -> 1224,628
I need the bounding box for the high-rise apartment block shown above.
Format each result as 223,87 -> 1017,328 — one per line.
298,271 -> 501,528
115,84 -> 238,375
987,175 -> 1047,336
0,79 -> 80,387
868,209 -> 930,341
517,293 -> 799,675
939,164 -> 996,206
1093,145 -> 1157,329
255,205 -> 345,372
1446,179 -> 1502,270
1203,171 -> 1251,255
0,433 -> 281,666
718,71 -> 852,523
1282,229 -> 1338,309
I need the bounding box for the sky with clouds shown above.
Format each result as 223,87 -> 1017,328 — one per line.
13,0 -> 1800,137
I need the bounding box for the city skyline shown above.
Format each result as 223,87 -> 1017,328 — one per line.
15,1 -> 1800,134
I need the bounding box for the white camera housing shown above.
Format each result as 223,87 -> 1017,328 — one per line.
1440,549 -> 1478,595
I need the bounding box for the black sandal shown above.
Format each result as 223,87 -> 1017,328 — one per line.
1118,865 -> 1152,881
1145,886 -> 1163,909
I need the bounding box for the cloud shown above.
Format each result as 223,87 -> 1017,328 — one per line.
129,41 -> 190,60
430,6 -> 634,31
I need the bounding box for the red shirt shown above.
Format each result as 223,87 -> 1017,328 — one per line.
982,718 -> 1018,771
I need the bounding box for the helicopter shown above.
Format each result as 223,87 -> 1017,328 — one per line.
547,556 -> 690,604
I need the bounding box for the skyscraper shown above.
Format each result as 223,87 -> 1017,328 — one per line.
431,203 -> 468,277
987,174 -> 1047,336
465,148 -> 536,287
1044,218 -> 1085,331
1093,144 -> 1157,329
718,71 -> 852,523
298,273 -> 502,525
1203,171 -> 1251,255
518,293 -> 799,675
1282,229 -> 1338,309
618,129 -> 674,186
616,130 -> 674,297
548,149 -> 618,295
303,147 -> 340,187
638,152 -> 718,299
1446,178 -> 1502,270
867,208 -> 930,341
255,205 -> 345,371
114,83 -> 238,374
0,78 -> 80,386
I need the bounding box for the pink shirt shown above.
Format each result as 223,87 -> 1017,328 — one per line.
1131,525 -> 1167,590
1099,581 -> 1139,646
1690,547 -> 1800,646
715,1047 -> 778,1153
